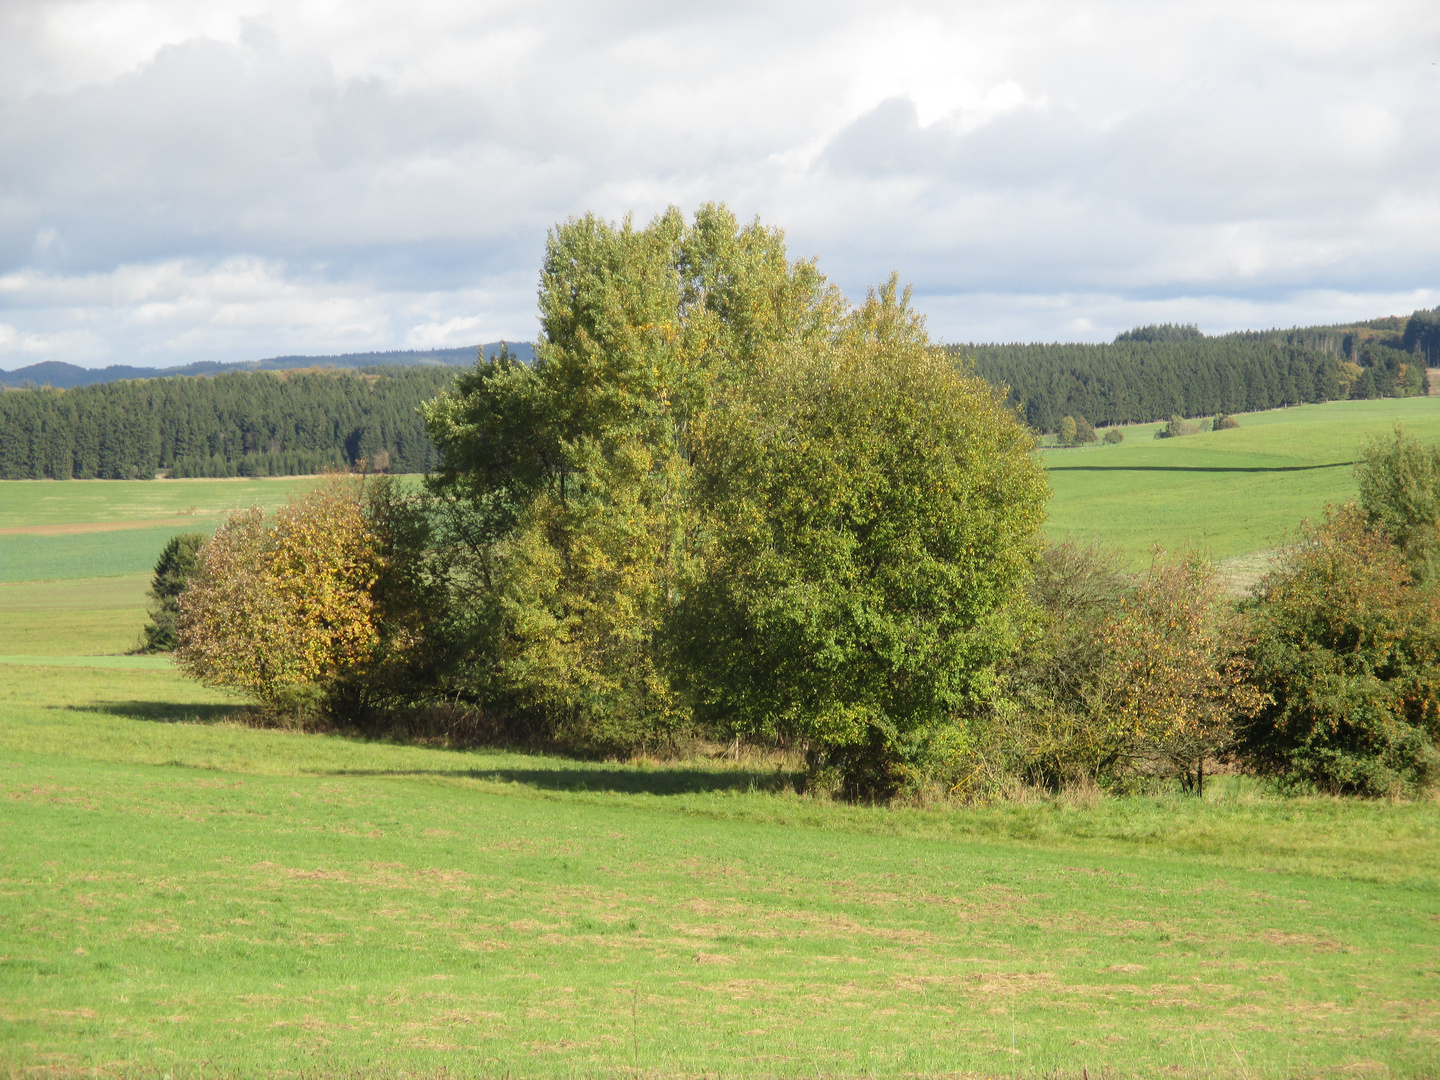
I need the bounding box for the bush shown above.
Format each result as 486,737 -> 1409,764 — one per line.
1356,428 -> 1440,582
176,479 -> 382,714
1102,429 -> 1124,444
140,533 -> 207,652
997,546 -> 1262,794
1059,416 -> 1077,445
1238,505 -> 1440,795
1213,414 -> 1239,430
1073,415 -> 1097,444
1156,415 -> 1199,439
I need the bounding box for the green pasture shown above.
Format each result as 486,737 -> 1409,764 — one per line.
0,476 -> 333,530
1044,396 -> 1440,564
0,476 -> 333,582
2,421 -> 1440,1076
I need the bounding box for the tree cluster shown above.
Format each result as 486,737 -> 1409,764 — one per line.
170,207 -> 1048,797
0,367 -> 453,479
155,209 -> 1440,803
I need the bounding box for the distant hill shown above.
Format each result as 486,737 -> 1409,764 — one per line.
964,306 -> 1440,434
0,341 -> 535,389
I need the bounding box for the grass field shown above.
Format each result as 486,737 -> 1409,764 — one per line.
3,417 -> 1440,1077
0,476 -> 331,582
1044,397 -> 1440,564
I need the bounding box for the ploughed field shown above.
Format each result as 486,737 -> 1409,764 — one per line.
2,407 -> 1439,1078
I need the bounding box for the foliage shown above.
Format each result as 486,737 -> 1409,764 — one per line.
1114,322 -> 1204,344
674,279 -> 1049,799
995,540 -> 1131,789
1099,551 -> 1265,790
999,545 -> 1262,792
175,479 -> 382,711
980,312 -> 1429,438
139,532 -> 207,652
1356,427 -> 1440,582
1057,415 -> 1096,446
1102,428 -> 1124,444
422,205 -> 842,752
966,335 -> 1343,433
0,367 -> 451,480
1239,505 -> 1440,795
1157,414 -> 1199,438
1402,305 -> 1440,366
1213,413 -> 1239,430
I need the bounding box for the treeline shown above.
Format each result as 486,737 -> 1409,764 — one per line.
965,307 -> 1437,433
0,367 -> 454,479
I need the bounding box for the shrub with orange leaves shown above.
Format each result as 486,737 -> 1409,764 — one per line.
176,478 -> 381,712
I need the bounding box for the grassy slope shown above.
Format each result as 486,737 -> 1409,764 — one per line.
1,671 -> 1437,1078
3,433 -> 1440,1077
0,477 -> 331,582
0,476 -> 333,529
1043,397 -> 1440,563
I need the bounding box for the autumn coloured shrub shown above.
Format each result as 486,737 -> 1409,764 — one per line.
176,479 -> 382,714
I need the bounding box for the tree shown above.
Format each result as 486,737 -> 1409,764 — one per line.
422,205 -> 843,750
1157,414 -> 1199,439
1073,415 -> 1097,444
1102,428 -> 1124,444
1059,416 -> 1078,444
1239,506 -> 1440,795
140,533 -> 207,652
673,279 -> 1049,798
1356,428 -> 1440,582
176,479 -> 382,713
1100,551 -> 1265,793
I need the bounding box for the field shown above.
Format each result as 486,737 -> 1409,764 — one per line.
1043,397 -> 1440,564
3,405 -> 1440,1077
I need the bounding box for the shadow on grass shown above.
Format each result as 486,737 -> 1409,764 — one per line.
76,699 -> 249,724
322,765 -> 798,797
1047,461 -> 1355,473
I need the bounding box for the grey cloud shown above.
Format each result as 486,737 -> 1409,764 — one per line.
2,0 -> 1439,366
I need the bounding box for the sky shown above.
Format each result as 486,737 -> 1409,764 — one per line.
1,0 -> 1438,369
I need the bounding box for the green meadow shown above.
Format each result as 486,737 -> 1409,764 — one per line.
2,404 -> 1440,1077
1044,396 -> 1440,564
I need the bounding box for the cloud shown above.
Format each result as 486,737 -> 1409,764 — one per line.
0,0 -> 1438,366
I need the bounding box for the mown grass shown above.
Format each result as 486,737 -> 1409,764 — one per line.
3,428 -> 1440,1077
1044,397 -> 1440,563
2,687 -> 1438,1078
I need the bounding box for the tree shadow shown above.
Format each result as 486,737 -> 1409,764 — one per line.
75,700 -> 249,725
321,765 -> 798,797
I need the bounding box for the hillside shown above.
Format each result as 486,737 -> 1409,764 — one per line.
962,306 -> 1439,433
0,340 -> 535,389
0,366 -> 455,479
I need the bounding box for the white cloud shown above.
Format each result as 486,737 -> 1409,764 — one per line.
0,0 -> 1437,368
